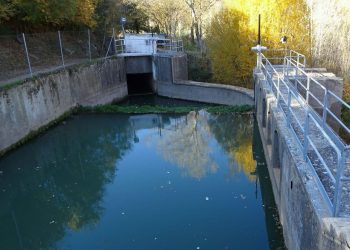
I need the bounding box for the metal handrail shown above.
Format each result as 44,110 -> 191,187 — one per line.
260,51 -> 350,216
115,38 -> 184,54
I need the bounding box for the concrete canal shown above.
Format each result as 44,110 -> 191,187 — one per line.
0,97 -> 285,250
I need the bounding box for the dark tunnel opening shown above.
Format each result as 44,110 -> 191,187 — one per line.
127,73 -> 154,95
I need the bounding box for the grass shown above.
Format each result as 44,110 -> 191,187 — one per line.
78,104 -> 254,114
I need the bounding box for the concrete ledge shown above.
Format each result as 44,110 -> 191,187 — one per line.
0,58 -> 128,154
157,80 -> 254,106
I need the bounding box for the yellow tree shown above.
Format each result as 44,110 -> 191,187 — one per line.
206,8 -> 255,87
225,0 -> 311,55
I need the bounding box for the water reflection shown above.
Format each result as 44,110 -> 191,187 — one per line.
0,112 -> 284,250
145,111 -> 256,181
149,111 -> 218,179
0,115 -> 134,250
208,113 -> 257,181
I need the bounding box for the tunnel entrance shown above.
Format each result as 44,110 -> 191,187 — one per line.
127,73 -> 154,95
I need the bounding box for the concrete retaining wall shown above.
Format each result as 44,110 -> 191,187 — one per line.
155,54 -> 254,106
158,80 -> 254,106
255,70 -> 350,250
0,58 -> 127,154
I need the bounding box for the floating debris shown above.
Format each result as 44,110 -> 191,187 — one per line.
49,220 -> 55,224
240,194 -> 246,200
205,196 -> 209,201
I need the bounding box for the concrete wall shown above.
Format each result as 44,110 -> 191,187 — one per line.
155,54 -> 254,106
255,70 -> 350,250
158,80 -> 254,106
0,58 -> 127,155
125,56 -> 153,74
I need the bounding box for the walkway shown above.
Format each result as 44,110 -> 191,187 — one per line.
261,50 -> 350,216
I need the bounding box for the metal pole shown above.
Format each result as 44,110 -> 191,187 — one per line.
258,14 -> 261,45
112,28 -> 115,55
303,111 -> 310,159
306,77 -> 310,104
58,31 -> 65,67
322,89 -> 328,127
22,33 -> 33,77
287,89 -> 292,126
277,77 -> 280,103
88,29 -> 91,61
105,28 -> 115,58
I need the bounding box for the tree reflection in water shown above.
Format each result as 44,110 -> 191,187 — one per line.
151,110 -> 256,181
153,111 -> 218,179
208,113 -> 256,181
0,115 -> 134,250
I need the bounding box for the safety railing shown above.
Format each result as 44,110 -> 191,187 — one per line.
157,39 -> 184,52
260,50 -> 350,216
115,38 -> 184,55
115,39 -> 125,54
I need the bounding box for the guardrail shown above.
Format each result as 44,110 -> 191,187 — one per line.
260,49 -> 350,216
115,38 -> 184,55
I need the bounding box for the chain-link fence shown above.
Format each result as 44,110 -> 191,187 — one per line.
0,29 -> 116,85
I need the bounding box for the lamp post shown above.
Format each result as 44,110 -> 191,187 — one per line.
120,17 -> 126,38
251,14 -> 267,72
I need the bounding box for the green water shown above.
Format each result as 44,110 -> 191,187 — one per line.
0,110 -> 285,249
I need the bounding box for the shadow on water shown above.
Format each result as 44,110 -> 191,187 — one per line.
0,102 -> 285,249
253,119 -> 286,250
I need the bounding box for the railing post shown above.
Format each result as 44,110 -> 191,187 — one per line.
22,33 -> 33,77
322,89 -> 328,127
58,31 -> 65,67
306,77 -> 310,104
303,111 -> 310,159
287,89 -> 292,126
88,29 -> 91,61
277,77 -> 280,103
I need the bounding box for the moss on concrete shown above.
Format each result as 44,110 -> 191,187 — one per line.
0,107 -> 78,157
78,104 -> 254,114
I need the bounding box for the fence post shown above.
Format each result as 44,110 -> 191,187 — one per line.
105,28 -> 115,59
58,31 -> 65,67
22,33 -> 33,77
88,29 -> 92,61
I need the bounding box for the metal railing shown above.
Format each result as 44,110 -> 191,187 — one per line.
260,49 -> 350,216
115,38 -> 184,55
